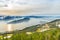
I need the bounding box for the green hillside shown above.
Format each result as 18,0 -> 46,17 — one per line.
21,19 -> 60,32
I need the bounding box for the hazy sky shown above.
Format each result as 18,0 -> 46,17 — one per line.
0,0 -> 60,15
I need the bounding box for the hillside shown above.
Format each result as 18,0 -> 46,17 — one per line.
21,19 -> 60,32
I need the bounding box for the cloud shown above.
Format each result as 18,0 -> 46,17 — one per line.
0,0 -> 60,15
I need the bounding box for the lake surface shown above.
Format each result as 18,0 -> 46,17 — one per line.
0,18 -> 51,32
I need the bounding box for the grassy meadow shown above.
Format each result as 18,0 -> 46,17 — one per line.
0,28 -> 60,40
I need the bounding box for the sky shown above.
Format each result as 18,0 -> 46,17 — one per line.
0,0 -> 60,15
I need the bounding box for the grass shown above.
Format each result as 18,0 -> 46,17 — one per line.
0,28 -> 60,40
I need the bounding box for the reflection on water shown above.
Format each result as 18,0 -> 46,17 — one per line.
8,24 -> 12,32
0,18 -> 53,32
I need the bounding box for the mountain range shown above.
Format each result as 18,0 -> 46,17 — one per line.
0,16 -> 56,24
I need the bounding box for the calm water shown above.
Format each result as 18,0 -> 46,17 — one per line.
0,18 -> 51,32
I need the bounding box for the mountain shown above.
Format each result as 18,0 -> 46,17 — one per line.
21,19 -> 60,32
0,16 -> 53,24
8,17 -> 30,24
0,15 -> 59,24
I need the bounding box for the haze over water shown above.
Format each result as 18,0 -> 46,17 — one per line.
0,16 -> 60,32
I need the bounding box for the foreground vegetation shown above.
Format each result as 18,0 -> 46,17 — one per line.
0,28 -> 60,40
